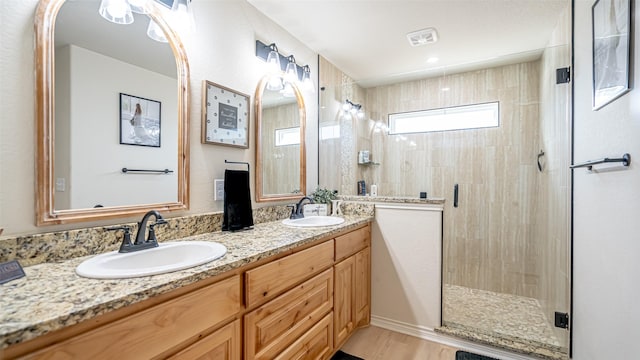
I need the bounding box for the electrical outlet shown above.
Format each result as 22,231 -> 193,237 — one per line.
214,179 -> 224,201
55,178 -> 66,192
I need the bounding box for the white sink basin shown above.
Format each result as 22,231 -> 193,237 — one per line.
76,241 -> 227,279
282,216 -> 345,227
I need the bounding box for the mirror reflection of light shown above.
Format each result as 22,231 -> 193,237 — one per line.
99,0 -> 134,24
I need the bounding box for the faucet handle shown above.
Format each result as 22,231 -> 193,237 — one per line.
106,226 -> 133,251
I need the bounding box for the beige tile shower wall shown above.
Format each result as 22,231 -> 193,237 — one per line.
318,56 -> 365,195
365,62 -> 543,298
261,103 -> 301,194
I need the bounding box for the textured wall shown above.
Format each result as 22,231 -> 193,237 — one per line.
0,1 -> 318,236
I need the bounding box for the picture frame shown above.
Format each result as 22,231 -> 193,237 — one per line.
119,93 -> 161,147
202,80 -> 250,148
592,0 -> 631,110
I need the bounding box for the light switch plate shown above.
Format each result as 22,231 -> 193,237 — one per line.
214,179 -> 224,201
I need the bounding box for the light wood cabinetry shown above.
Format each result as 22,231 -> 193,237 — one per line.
244,269 -> 333,360
333,226 -> 371,349
7,224 -> 371,360
274,313 -> 334,360
245,240 -> 335,308
168,319 -> 241,360
24,275 -> 241,360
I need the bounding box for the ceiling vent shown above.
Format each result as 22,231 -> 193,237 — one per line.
406,28 -> 439,47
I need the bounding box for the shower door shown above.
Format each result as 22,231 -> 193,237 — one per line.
440,6 -> 572,357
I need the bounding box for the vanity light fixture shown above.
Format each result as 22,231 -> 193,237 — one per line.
99,0 -> 195,43
255,40 -> 313,92
147,18 -> 168,42
99,0 -> 134,24
302,65 -> 314,93
284,55 -> 299,83
265,43 -> 284,91
128,0 -> 149,14
343,99 -> 365,119
171,0 -> 196,34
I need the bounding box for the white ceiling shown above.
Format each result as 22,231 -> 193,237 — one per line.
247,0 -> 570,87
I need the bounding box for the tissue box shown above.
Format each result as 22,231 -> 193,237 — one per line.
303,204 -> 328,217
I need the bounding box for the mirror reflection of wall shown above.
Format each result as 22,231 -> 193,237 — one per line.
260,88 -> 301,196
53,0 -> 178,210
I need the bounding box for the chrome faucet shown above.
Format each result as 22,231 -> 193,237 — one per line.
107,210 -> 168,253
288,196 -> 314,219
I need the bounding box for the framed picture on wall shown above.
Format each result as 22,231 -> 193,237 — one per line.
119,93 -> 161,147
202,80 -> 250,148
592,0 -> 631,110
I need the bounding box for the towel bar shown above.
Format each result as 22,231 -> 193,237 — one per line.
570,153 -> 631,171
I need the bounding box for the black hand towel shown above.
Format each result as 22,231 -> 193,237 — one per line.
222,169 -> 254,231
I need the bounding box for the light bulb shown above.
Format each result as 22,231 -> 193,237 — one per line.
128,0 -> 148,14
285,61 -> 298,83
267,76 -> 283,91
171,0 -> 196,34
266,49 -> 281,74
147,18 -> 168,42
357,109 -> 365,119
282,83 -> 295,98
99,0 -> 134,24
342,102 -> 352,111
302,67 -> 314,93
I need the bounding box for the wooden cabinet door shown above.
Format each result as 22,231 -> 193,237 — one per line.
168,319 -> 241,360
274,313 -> 333,360
244,269 -> 333,360
333,256 -> 355,347
354,247 -> 370,328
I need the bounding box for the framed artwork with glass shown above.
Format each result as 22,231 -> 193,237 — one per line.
202,80 -> 250,148
119,93 -> 161,147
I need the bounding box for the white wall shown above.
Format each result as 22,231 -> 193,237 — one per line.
572,0 -> 640,359
0,0 -> 318,236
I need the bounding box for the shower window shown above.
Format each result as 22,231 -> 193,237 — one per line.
388,101 -> 499,135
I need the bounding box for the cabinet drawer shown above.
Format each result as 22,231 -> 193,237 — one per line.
168,319 -> 241,360
29,275 -> 241,360
245,240 -> 334,307
245,269 -> 333,360
274,313 -> 333,360
335,226 -> 370,261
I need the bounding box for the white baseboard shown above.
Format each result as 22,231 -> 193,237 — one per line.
370,315 -> 539,360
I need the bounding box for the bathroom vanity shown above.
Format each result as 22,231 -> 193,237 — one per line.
1,218 -> 371,360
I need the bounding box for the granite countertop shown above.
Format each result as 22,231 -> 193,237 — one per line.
0,215 -> 372,350
339,195 -> 445,205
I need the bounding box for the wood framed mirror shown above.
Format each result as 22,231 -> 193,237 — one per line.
35,0 -> 190,225
255,78 -> 306,202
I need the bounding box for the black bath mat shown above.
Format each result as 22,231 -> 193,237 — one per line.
456,350 -> 499,360
331,350 -> 364,360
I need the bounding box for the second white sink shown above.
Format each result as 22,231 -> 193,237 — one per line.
282,216 -> 345,227
76,241 -> 227,279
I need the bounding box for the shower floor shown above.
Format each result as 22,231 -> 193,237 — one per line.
438,284 -> 568,359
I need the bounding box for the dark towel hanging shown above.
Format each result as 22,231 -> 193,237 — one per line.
222,169 -> 254,231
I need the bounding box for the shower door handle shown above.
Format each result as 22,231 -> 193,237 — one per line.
453,184 -> 459,208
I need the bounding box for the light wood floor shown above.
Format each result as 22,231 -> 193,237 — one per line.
339,326 -> 459,360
